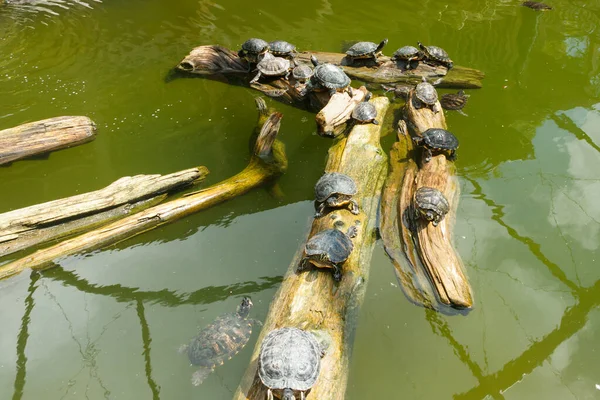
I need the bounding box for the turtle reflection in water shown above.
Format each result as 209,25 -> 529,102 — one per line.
440,90 -> 470,116
522,1 -> 552,10
179,297 -> 260,386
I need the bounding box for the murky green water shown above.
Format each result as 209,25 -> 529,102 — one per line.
1,0 -> 600,398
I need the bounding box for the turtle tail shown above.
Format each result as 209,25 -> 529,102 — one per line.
282,388 -> 296,400
191,367 -> 213,386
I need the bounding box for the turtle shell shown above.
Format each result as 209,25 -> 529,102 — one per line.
440,90 -> 469,110
305,228 -> 354,264
292,64 -> 314,80
313,63 -> 351,90
415,80 -> 438,105
269,40 -> 296,56
257,54 -> 291,76
392,46 -> 420,60
419,42 -> 453,66
415,187 -> 449,218
346,41 -> 378,57
352,102 -> 377,122
242,38 -> 269,54
259,328 -> 321,392
314,172 -> 357,202
421,128 -> 459,150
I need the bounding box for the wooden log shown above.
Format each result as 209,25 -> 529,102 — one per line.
0,116 -> 97,165
234,96 -> 389,400
0,99 -> 287,280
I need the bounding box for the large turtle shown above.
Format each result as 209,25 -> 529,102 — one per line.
440,90 -> 470,116
314,172 -> 359,218
414,76 -> 440,113
391,45 -> 422,69
179,297 -> 258,386
417,42 -> 453,69
305,55 -> 352,96
297,225 -> 357,281
238,38 -> 270,66
412,128 -> 459,163
345,38 -> 388,64
250,53 -> 291,83
414,187 -> 449,227
351,92 -> 378,125
259,327 -> 324,400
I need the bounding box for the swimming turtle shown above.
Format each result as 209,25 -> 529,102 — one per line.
306,55 -> 352,96
414,187 -> 449,227
314,172 -> 359,218
417,42 -> 453,69
391,45 -> 422,69
292,64 -> 314,85
412,128 -> 459,163
345,39 -> 388,64
440,90 -> 470,116
351,92 -> 378,125
414,77 -> 440,113
179,297 -> 258,386
269,40 -> 297,64
238,38 -> 270,65
298,225 -> 357,281
522,1 -> 552,10
259,327 -> 324,400
250,53 -> 291,83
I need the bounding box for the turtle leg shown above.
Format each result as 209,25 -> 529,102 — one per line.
191,367 -> 212,386
250,71 -> 262,84
297,257 -> 309,273
448,150 -> 457,161
346,225 -> 358,238
423,147 -> 433,163
329,88 -> 336,97
267,389 -> 274,400
332,265 -> 342,282
348,199 -> 360,215
284,70 -> 290,81
371,119 -> 379,125
301,392 -> 306,400
315,201 -> 327,218
373,54 -> 378,64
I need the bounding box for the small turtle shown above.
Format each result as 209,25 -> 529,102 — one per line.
412,128 -> 459,163
440,90 -> 470,116
345,38 -> 388,64
382,83 -> 411,99
250,53 -> 291,83
391,45 -> 422,69
259,328 -> 324,400
179,297 -> 258,386
238,38 -> 270,65
417,42 -> 453,69
306,55 -> 352,96
298,225 -> 357,281
292,64 -> 314,84
314,172 -> 359,218
269,40 -> 297,64
522,1 -> 552,10
414,187 -> 449,227
414,76 -> 440,113
352,92 -> 378,125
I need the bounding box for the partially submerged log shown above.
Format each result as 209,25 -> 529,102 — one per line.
0,98 -> 287,280
0,116 -> 97,165
234,97 -> 389,399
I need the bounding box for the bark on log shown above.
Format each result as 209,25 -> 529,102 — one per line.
234,97 -> 389,400
0,116 -> 97,165
0,99 -> 287,280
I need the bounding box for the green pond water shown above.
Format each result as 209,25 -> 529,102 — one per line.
1,0 -> 600,398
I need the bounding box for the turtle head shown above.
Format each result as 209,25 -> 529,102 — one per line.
237,297 -> 253,318
377,38 -> 388,52
425,210 -> 436,222
447,61 -> 454,69
282,388 -> 296,400
364,92 -> 372,102
417,41 -> 425,50
310,55 -> 319,67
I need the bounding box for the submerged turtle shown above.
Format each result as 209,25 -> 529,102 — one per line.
522,1 -> 552,10
238,38 -> 270,65
179,297 -> 258,386
414,77 -> 440,113
391,45 -> 422,69
298,225 -> 357,281
292,64 -> 314,84
314,172 -> 359,218
351,92 -> 378,125
250,53 -> 291,83
417,42 -> 453,69
306,55 -> 352,96
440,90 -> 470,116
414,187 -> 450,227
412,128 -> 459,163
269,40 -> 297,63
345,39 -> 388,64
259,327 -> 324,400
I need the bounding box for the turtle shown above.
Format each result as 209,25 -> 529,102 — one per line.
414,187 -> 450,227
522,1 -> 552,10
297,225 -> 357,281
258,327 -> 324,400
440,90 -> 470,116
292,64 -> 314,85
306,55 -> 352,96
414,76 -> 440,113
250,53 -> 291,84
351,92 -> 378,125
314,172 -> 359,218
391,45 -> 422,69
269,40 -> 297,64
238,38 -> 270,66
179,297 -> 259,386
417,42 -> 453,69
345,38 -> 388,64
412,128 -> 459,163
382,83 -> 411,99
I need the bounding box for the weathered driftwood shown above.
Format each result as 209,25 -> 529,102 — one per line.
0,99 -> 287,280
234,97 -> 389,400
315,87 -> 367,137
0,116 -> 97,165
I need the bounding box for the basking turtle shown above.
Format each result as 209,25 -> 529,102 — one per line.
440,90 -> 470,116
298,225 -> 357,281
417,42 -> 453,69
351,92 -> 378,125
412,128 -> 459,163
250,53 -> 291,83
345,39 -> 388,64
269,40 -> 297,64
414,187 -> 449,227
259,327 -> 324,400
306,55 -> 352,96
292,64 -> 314,85
314,172 -> 359,218
179,297 -> 258,386
238,38 -> 270,65
391,45 -> 422,69
414,77 -> 440,113
522,1 -> 552,10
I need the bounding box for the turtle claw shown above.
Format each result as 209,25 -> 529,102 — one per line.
346,225 -> 358,238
